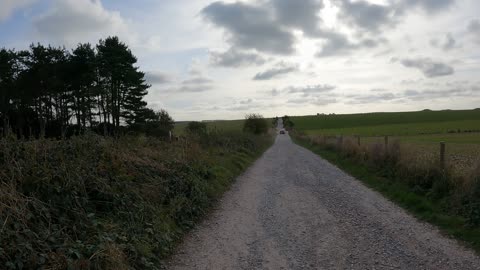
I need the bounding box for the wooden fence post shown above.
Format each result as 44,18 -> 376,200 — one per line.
357,135 -> 361,146
440,142 -> 446,169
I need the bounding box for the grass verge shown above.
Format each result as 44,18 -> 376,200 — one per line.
0,131 -> 274,269
291,134 -> 480,253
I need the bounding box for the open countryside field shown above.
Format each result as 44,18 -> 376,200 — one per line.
293,109 -> 480,136
292,109 -> 480,176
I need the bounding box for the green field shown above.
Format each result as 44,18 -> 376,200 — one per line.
293,109 -> 480,143
293,109 -> 480,133
292,109 -> 480,173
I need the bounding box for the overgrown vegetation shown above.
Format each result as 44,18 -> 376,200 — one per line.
243,114 -> 269,135
291,131 -> 480,252
0,130 -> 273,269
185,121 -> 207,137
282,115 -> 294,130
175,119 -> 246,135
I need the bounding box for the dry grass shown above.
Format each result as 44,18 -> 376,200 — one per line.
296,131 -> 480,224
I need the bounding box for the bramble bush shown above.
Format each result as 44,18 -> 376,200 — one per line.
0,131 -> 273,269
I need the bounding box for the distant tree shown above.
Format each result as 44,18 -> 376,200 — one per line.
155,109 -> 174,131
133,109 -> 175,138
282,115 -> 294,130
185,121 -> 207,136
243,114 -> 268,135
272,116 -> 279,126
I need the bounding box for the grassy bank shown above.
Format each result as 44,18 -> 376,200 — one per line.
291,132 -> 480,253
291,109 -> 480,182
0,131 -> 274,269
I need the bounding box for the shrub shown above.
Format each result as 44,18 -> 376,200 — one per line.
185,122 -> 207,136
282,115 -> 295,130
243,114 -> 269,135
463,161 -> 480,226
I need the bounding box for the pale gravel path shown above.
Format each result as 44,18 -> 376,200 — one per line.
167,123 -> 480,270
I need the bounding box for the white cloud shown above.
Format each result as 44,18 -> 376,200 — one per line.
0,0 -> 35,21
34,0 -> 130,45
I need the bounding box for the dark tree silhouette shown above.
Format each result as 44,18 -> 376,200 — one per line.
0,36 -> 164,138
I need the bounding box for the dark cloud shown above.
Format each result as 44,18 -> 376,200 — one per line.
270,0 -> 324,37
337,0 -> 398,33
335,0 -> 455,35
201,0 -> 457,61
209,48 -> 267,67
202,1 -> 296,55
202,0 -> 395,58
400,58 -> 454,78
253,62 -> 298,80
145,71 -> 171,85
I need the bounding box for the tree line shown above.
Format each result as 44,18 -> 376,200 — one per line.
0,36 -> 172,138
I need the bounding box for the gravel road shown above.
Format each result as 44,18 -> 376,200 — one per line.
168,123 -> 480,269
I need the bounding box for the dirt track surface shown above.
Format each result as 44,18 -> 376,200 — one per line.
168,125 -> 480,269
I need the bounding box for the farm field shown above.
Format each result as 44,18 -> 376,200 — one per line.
292,109 -> 480,143
292,109 -> 480,174
301,120 -> 480,137
292,109 -> 480,134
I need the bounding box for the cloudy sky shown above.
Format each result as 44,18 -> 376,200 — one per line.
1,0 -> 479,120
